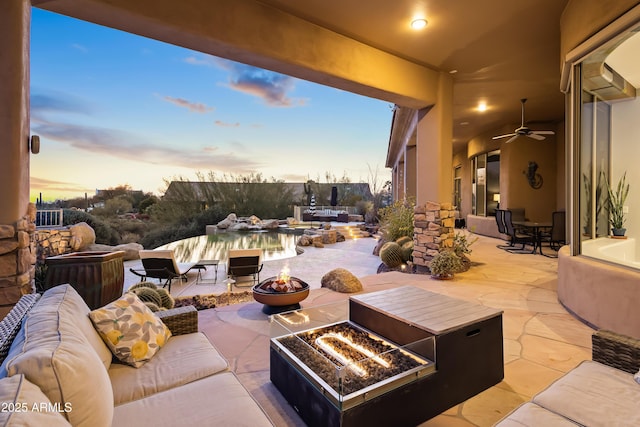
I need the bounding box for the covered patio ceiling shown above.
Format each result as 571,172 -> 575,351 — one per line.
34,0 -> 568,152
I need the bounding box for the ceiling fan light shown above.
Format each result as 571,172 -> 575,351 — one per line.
411,18 -> 428,30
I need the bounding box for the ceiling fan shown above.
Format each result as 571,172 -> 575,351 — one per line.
492,98 -> 555,143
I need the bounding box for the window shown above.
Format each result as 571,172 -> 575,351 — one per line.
471,151 -> 500,217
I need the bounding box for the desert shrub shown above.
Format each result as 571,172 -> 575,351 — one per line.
139,206 -> 227,249
63,209 -> 120,245
377,198 -> 415,242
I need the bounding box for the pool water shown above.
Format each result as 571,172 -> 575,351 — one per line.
157,230 -> 300,264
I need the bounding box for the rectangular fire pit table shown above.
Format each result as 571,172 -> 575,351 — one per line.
269,286 -> 503,427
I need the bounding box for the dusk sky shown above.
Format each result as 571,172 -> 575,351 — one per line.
30,9 -> 393,202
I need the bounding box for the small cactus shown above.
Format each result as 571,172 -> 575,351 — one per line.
131,287 -> 162,307
155,288 -> 175,309
144,302 -> 160,312
379,241 -> 404,268
395,236 -> 413,246
400,240 -> 414,262
129,281 -> 158,292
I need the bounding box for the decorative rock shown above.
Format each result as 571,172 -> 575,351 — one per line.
216,213 -> 237,229
313,241 -> 324,248
321,268 -> 363,293
262,219 -> 280,229
69,222 -> 96,251
372,239 -> 385,256
0,225 -> 14,239
229,222 -> 250,231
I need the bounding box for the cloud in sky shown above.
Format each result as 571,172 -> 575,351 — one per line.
161,95 -> 214,113
30,176 -> 93,195
71,43 -> 88,53
31,91 -> 94,116
31,91 -> 262,172
214,120 -> 240,127
185,55 -> 307,107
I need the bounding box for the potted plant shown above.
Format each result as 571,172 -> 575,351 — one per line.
429,250 -> 462,280
604,171 -> 630,237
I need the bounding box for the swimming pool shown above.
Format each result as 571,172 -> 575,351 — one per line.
157,230 -> 300,264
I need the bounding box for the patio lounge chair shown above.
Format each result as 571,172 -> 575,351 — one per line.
227,248 -> 263,287
130,249 -> 197,292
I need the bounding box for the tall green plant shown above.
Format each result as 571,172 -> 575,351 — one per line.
604,171 -> 630,230
377,198 -> 415,242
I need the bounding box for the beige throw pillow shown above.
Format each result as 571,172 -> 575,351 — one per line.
90,292 -> 172,368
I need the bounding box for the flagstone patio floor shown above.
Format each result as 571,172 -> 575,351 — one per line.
125,234 -> 593,426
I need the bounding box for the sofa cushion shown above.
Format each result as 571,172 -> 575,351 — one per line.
7,285 -> 113,370
109,332 -> 228,405
494,402 -> 579,426
533,360 -> 640,427
90,292 -> 172,368
4,287 -> 114,427
0,374 -> 72,427
112,372 -> 273,426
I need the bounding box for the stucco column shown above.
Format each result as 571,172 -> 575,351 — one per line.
415,72 -> 454,204
0,0 -> 30,223
0,0 -> 33,317
405,145 -> 417,199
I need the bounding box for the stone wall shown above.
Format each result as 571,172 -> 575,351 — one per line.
0,203 -> 36,318
412,201 -> 456,268
34,227 -> 73,262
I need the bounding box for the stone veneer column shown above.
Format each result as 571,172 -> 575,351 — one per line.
412,201 -> 456,270
0,203 -> 36,318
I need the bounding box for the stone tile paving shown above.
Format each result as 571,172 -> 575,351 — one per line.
190,234 -> 594,426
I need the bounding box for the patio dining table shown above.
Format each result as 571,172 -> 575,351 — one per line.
512,221 -> 552,255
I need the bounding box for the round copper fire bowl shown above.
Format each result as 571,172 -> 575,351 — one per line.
252,277 -> 310,314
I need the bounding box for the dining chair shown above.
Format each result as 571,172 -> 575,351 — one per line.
494,209 -> 513,249
503,210 -> 536,253
542,211 -> 566,252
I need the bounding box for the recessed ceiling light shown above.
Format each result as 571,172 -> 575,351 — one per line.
449,70 -> 458,74
477,102 -> 488,112
411,18 -> 428,30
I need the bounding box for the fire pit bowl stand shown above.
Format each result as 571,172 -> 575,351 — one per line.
252,276 -> 310,314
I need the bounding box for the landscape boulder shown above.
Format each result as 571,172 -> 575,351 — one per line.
69,222 -> 96,251
321,268 -> 363,293
216,213 -> 237,229
262,219 -> 280,229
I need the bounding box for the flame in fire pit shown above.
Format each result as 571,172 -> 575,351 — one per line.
278,265 -> 291,283
315,332 -> 391,377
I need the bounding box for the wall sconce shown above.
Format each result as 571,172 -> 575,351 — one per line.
30,135 -> 40,154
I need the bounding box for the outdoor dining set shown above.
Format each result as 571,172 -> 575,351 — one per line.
494,209 -> 566,257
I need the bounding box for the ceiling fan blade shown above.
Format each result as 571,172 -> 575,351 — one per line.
527,133 -> 546,140
505,135 -> 520,144
532,130 -> 555,135
492,133 -> 516,140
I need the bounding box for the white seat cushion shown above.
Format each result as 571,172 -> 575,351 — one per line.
112,373 -> 272,427
109,332 -> 228,405
533,360 -> 640,427
0,375 -> 72,426
494,402 -> 580,426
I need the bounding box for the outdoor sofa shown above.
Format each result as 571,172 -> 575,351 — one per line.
302,208 -> 349,222
494,329 -> 640,426
0,285 -> 273,426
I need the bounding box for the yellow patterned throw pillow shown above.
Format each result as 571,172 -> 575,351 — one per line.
89,292 -> 172,368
